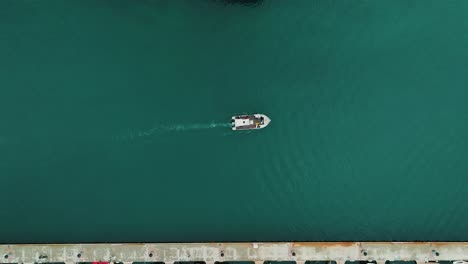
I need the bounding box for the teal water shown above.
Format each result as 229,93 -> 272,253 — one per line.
1,0 -> 468,243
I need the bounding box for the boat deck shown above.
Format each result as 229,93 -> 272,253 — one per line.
233,115 -> 264,130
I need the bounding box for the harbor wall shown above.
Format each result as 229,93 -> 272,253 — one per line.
1,242 -> 467,264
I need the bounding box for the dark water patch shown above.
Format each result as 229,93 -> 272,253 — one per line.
213,0 -> 263,7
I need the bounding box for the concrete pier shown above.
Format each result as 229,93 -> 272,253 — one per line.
0,242 -> 467,264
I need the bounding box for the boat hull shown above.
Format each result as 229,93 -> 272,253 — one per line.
231,114 -> 271,130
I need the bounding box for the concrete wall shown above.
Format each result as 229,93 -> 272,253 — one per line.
1,243 -> 467,264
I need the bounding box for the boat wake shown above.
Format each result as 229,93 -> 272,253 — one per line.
113,122 -> 231,141
155,122 -> 231,131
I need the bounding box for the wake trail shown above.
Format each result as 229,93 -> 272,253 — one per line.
113,121 -> 231,141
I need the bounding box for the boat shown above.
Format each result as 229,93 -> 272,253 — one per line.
231,114 -> 271,130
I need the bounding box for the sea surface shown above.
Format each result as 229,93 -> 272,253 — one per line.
1,0 -> 468,243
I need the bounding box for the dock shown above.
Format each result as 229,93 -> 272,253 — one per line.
1,242 -> 468,264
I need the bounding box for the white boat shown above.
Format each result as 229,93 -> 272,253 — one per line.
231,114 -> 271,130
